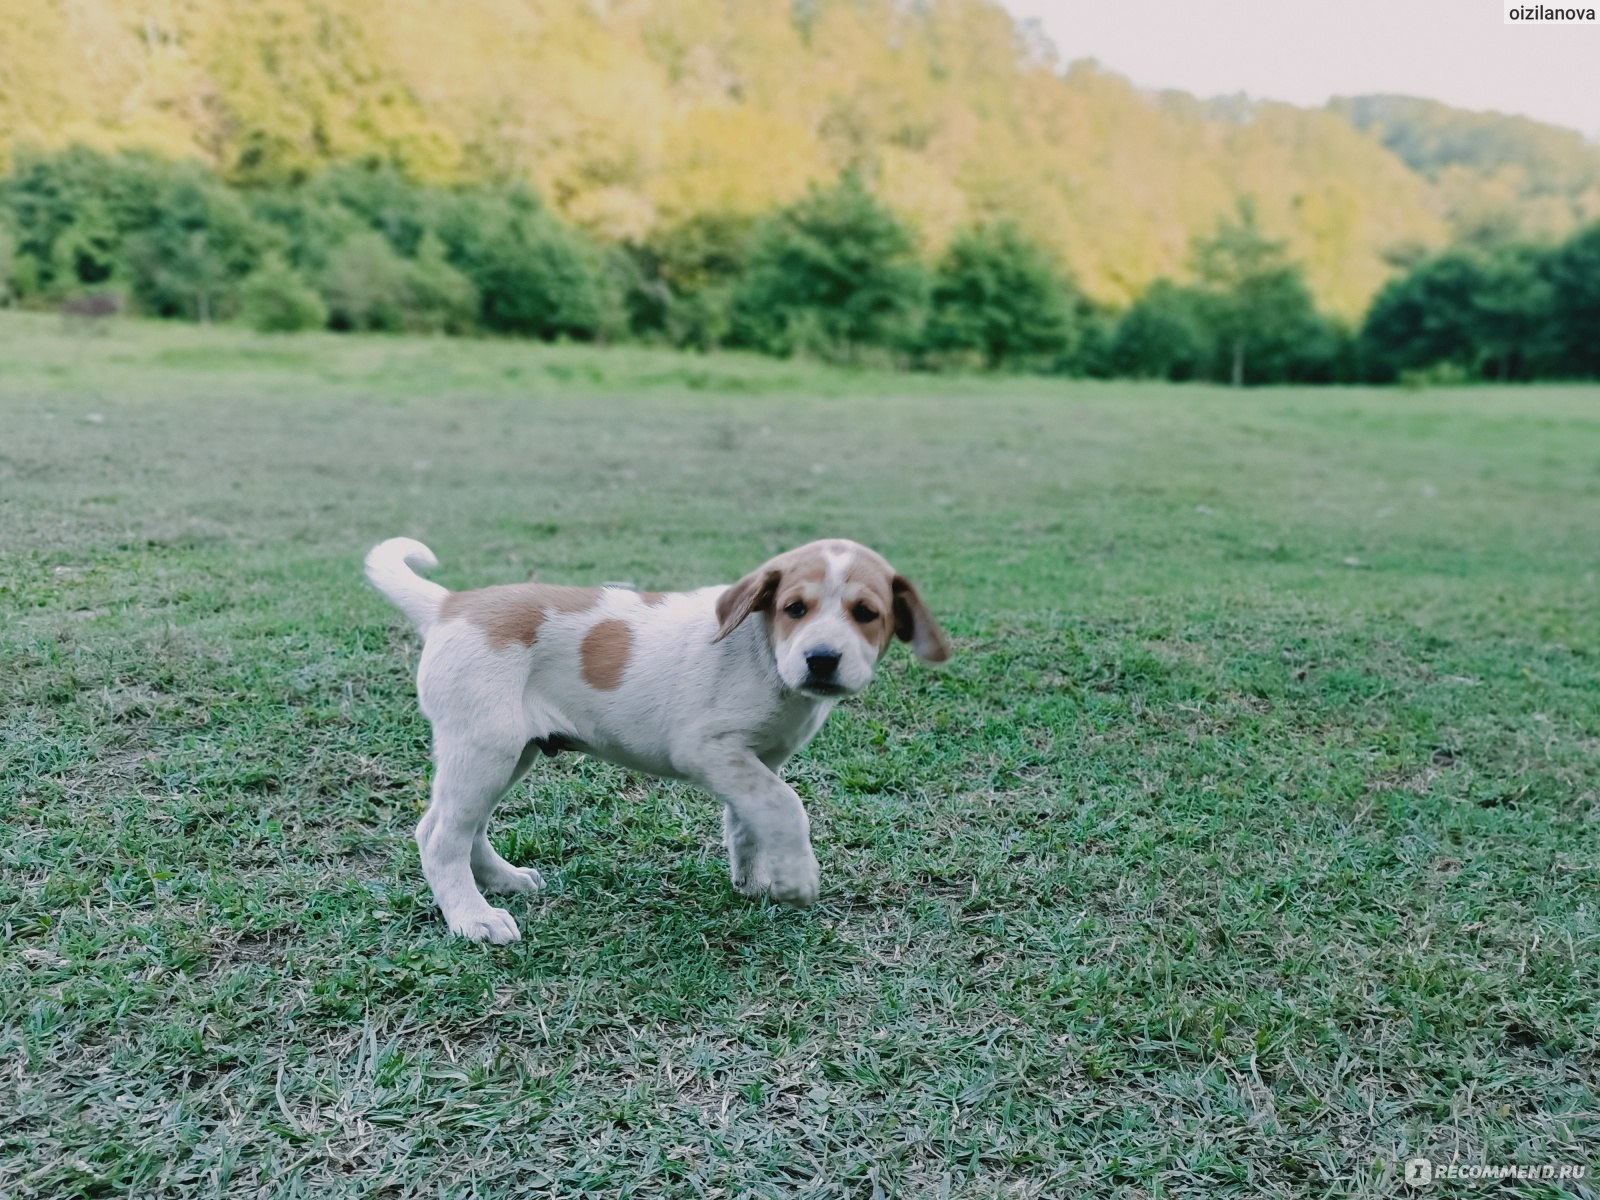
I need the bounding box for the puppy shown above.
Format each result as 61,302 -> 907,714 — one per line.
366,537 -> 951,943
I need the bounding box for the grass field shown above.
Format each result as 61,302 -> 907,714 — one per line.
2,312 -> 1597,1198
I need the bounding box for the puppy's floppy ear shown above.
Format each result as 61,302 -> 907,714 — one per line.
712,566 -> 781,643
892,575 -> 951,663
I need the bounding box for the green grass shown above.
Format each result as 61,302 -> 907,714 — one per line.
2,312 -> 1597,1198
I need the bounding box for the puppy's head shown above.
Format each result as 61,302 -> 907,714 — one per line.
712,539 -> 950,698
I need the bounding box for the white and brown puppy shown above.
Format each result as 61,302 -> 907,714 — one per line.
365,537 -> 951,943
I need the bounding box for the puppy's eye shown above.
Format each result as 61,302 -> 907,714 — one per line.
783,601 -> 808,619
852,603 -> 878,624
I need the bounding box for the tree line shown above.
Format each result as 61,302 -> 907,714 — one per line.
1,146 -> 1595,383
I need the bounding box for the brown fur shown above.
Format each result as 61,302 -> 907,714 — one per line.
639,592 -> 669,606
840,557 -> 896,657
892,576 -> 951,662
713,568 -> 782,641
770,552 -> 831,646
440,584 -> 600,650
580,619 -> 632,690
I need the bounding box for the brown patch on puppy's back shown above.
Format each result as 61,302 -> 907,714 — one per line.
539,585 -> 604,614
439,583 -> 600,650
639,592 -> 669,606
580,619 -> 632,689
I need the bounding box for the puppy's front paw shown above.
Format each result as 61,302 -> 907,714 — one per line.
734,848 -> 820,909
769,850 -> 820,908
731,865 -> 765,901
446,903 -> 522,944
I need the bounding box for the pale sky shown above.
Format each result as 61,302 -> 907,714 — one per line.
1001,0 -> 1600,137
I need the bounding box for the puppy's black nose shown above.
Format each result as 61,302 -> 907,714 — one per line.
805,649 -> 841,680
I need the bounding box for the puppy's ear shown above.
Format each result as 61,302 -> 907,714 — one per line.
712,566 -> 781,643
892,575 -> 952,663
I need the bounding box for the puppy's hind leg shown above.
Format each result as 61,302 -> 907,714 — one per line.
418,733 -> 528,944
470,739 -> 547,896
722,804 -> 759,895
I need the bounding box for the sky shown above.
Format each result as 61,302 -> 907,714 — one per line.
1000,0 -> 1600,137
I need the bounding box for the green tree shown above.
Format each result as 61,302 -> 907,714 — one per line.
0,218 -> 17,306
1359,244 -> 1557,382
307,163 -> 436,257
405,231 -> 478,334
319,232 -> 413,331
1359,253 -> 1480,381
1206,269 -> 1344,385
1471,244 -> 1556,381
731,173 -> 926,361
1545,223 -> 1600,378
123,176 -> 268,321
171,232 -> 229,323
1069,301 -> 1122,379
922,221 -> 1076,370
644,212 -> 755,295
2,148 -> 137,294
50,200 -> 121,292
1,147 -> 233,305
435,187 -> 617,340
1110,281 -> 1213,381
627,212 -> 755,350
249,188 -> 367,274
1191,199 -> 1331,386
240,253 -> 328,332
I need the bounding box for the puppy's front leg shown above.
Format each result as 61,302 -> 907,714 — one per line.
695,748 -> 820,908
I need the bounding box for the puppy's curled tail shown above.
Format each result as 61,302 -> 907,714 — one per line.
365,537 -> 449,635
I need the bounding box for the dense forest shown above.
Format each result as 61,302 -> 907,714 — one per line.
5,0 -> 1600,314
1,0 -> 1596,382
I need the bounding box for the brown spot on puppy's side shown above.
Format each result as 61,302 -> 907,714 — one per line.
439,584 -> 600,650
580,619 -> 632,689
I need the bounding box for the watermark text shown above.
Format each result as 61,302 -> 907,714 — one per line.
1405,1157 -> 1588,1186
1504,2 -> 1597,22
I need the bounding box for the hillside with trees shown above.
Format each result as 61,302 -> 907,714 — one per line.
3,0 -> 1596,322
1332,95 -> 1600,245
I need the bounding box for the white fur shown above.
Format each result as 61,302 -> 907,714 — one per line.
364,538 -> 448,635
365,537 -> 929,944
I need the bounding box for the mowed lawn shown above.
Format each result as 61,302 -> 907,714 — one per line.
2,312 -> 1597,1199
